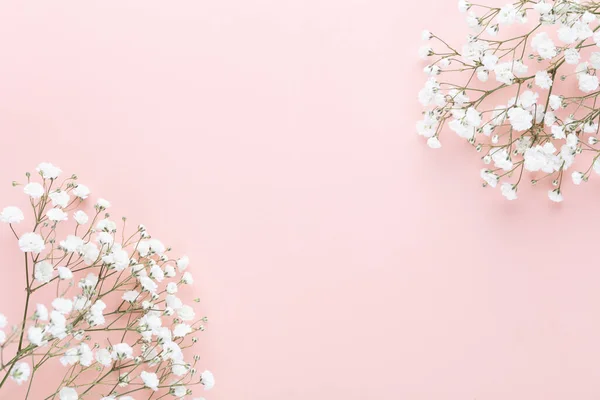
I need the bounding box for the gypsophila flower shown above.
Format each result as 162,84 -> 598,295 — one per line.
10,362 -> 30,385
201,370 -> 215,390
47,208 -> 68,222
141,371 -> 159,391
72,184 -> 90,199
95,198 -> 111,209
534,70 -> 553,89
36,162 -> 62,179
19,232 -> 45,253
34,261 -> 54,283
49,190 -> 70,208
23,182 -> 44,199
59,387 -> 78,400
73,210 -> 89,225
0,206 -> 24,223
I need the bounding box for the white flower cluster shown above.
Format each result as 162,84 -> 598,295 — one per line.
418,0 -> 600,202
0,163 -> 213,399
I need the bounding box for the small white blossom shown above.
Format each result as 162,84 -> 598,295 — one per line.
0,206 -> 24,223
19,232 -> 45,253
46,208 -> 68,222
34,261 -> 54,283
201,370 -> 215,390
59,387 -> 78,400
49,190 -> 70,208
141,371 -> 159,391
36,162 -> 62,179
10,362 -> 30,385
548,189 -> 563,203
24,182 -> 44,199
73,210 -> 89,225
72,184 -> 90,199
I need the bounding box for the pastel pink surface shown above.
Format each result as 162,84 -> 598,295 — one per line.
0,0 -> 600,399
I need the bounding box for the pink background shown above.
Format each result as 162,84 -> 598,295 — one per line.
1,0 -> 600,398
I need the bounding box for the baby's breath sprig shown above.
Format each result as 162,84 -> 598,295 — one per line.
0,162 -> 214,399
418,0 -> 600,202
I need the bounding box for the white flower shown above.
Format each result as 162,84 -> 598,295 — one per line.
427,136 -> 442,148
458,0 -> 470,12
73,210 -> 89,225
579,73 -> 599,93
59,387 -> 78,400
564,48 -> 581,64
182,272 -> 194,284
173,323 -> 192,338
137,239 -> 166,257
164,264 -> 176,277
173,386 -> 187,398
418,78 -> 444,106
48,311 -> 67,338
122,290 -> 140,303
0,314 -> 6,328
0,206 -> 24,224
421,30 -> 432,41
46,208 -> 68,222
572,171 -> 585,185
36,162 -> 62,179
141,371 -> 159,391
177,256 -> 190,271
111,343 -> 133,360
548,189 -> 563,203
19,232 -> 45,253
95,198 -> 111,209
96,218 -> 117,232
491,148 -> 513,171
166,295 -> 183,310
558,26 -> 578,44
418,46 -> 433,59
28,326 -> 45,346
517,91 -> 539,108
49,190 -> 70,208
480,169 -> 498,188
102,244 -> 129,271
34,261 -> 54,283
81,242 -> 100,265
533,0 -> 552,15
10,362 -> 30,385
96,231 -> 114,245
500,183 -> 517,200
52,298 -> 73,314
551,125 -> 565,139
59,235 -> 84,253
24,182 -> 44,199
139,276 -> 158,293
72,184 -> 90,199
201,370 -> 215,390
57,266 -> 73,280
497,4 -> 518,25
507,107 -> 533,131
150,265 -> 165,282
591,52 -> 600,69
96,348 -> 112,367
531,32 -> 557,59
535,70 -> 553,89
549,95 -> 562,110
524,144 -> 560,173
35,304 -> 48,321
166,282 -> 178,294
177,305 -> 195,321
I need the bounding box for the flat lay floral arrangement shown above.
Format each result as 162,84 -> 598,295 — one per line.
0,163 -> 213,399
418,0 -> 600,201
